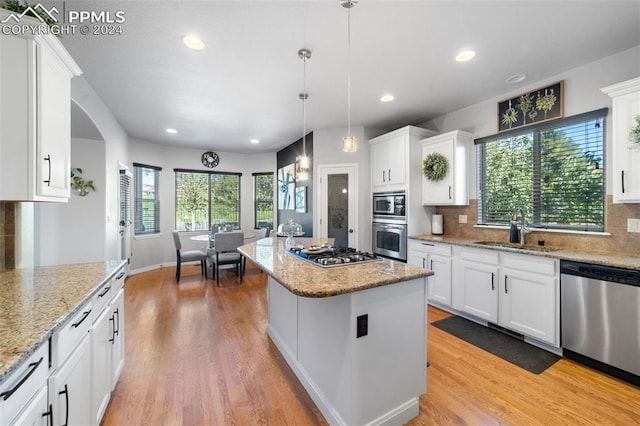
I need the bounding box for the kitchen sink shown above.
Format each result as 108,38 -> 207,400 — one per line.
473,241 -> 558,252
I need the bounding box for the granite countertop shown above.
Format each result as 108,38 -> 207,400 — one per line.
0,260 -> 127,384
410,235 -> 640,270
239,237 -> 433,298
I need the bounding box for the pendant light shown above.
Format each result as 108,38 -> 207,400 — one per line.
341,0 -> 357,152
296,48 -> 311,181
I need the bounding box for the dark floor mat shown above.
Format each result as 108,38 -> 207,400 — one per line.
431,315 -> 560,374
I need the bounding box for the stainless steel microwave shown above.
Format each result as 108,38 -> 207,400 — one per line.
373,191 -> 406,218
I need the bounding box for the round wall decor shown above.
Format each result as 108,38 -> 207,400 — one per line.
201,151 -> 219,168
422,152 -> 449,181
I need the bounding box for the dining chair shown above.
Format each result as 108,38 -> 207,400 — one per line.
258,227 -> 270,239
210,232 -> 244,285
172,231 -> 208,282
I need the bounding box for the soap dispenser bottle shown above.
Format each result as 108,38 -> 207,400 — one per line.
509,211 -> 519,243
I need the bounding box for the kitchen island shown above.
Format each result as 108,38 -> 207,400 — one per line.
239,238 -> 433,426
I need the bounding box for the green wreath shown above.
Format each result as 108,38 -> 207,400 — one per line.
629,115 -> 640,145
422,152 -> 449,181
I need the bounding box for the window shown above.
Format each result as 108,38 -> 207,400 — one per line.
133,163 -> 161,235
174,169 -> 241,231
477,108 -> 607,232
253,172 -> 274,229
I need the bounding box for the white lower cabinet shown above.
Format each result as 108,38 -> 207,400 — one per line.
455,248 -> 499,323
0,344 -> 49,426
499,253 -> 559,346
91,272 -> 126,425
452,246 -> 559,346
49,335 -> 92,426
408,240 -> 452,307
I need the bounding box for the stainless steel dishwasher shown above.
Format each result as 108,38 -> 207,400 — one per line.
561,260 -> 640,386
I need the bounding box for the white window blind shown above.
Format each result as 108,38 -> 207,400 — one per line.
134,163 -> 161,235
476,108 -> 607,232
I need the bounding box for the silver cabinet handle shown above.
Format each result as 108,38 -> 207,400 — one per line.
388,169 -> 391,181
491,272 -> 495,290
382,170 -> 386,182
449,186 -> 452,200
43,155 -> 51,186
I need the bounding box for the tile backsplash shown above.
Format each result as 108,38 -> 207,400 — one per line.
436,196 -> 640,256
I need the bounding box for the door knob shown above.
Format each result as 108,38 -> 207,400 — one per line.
348,229 -> 354,233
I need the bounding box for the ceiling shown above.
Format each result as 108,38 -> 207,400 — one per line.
62,0 -> 640,153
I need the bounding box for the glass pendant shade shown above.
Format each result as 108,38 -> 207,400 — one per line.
299,154 -> 309,169
342,136 -> 357,152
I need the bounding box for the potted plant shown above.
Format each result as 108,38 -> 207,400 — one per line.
71,168 -> 96,196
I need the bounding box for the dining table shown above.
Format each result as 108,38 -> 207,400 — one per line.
189,230 -> 256,248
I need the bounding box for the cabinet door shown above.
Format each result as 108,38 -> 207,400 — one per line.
407,251 -> 426,269
427,254 -> 452,306
36,42 -> 71,199
111,289 -> 125,388
91,308 -> 112,425
10,386 -> 48,426
422,138 -> 454,205
499,270 -> 558,345
49,335 -> 91,426
385,135 -> 407,188
459,260 -> 498,323
612,90 -> 640,202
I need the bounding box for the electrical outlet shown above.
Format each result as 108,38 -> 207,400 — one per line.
459,215 -> 468,224
627,218 -> 640,233
356,314 -> 368,338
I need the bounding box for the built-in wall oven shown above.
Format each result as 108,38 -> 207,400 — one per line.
372,221 -> 407,261
372,191 -> 407,261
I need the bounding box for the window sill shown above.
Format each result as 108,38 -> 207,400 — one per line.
134,233 -> 163,240
473,224 -> 611,237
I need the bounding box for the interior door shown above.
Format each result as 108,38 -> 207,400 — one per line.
318,164 -> 358,248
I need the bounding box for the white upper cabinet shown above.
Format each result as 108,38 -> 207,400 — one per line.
421,130 -> 473,206
0,12 -> 82,201
601,77 -> 640,203
370,126 -> 436,192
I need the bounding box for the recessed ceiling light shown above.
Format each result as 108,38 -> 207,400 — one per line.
455,50 -> 476,62
182,35 -> 205,50
166,128 -> 178,134
250,139 -> 260,144
380,94 -> 395,103
506,74 -> 527,84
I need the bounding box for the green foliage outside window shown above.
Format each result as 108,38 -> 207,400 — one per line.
175,171 -> 240,231
479,111 -> 605,232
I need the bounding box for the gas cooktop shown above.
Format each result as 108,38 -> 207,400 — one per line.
288,246 -> 382,268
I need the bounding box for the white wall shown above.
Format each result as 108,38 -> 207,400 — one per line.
312,126 -> 375,251
70,76 -> 129,261
35,138 -> 106,265
128,138 -> 276,273
418,45 -> 640,197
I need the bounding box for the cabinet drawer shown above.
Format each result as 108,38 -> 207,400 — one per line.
92,269 -> 124,320
0,343 -> 49,426
460,247 -> 499,265
409,240 -> 451,256
501,253 -> 557,276
51,301 -> 93,369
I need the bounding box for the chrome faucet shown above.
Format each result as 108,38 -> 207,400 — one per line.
515,208 -> 527,245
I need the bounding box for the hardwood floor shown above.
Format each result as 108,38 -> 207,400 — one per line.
103,263 -> 640,425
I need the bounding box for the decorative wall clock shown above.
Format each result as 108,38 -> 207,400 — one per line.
201,151 -> 219,168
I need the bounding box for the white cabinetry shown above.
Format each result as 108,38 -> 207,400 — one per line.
408,239 -> 452,307
421,130 -> 473,206
453,247 -> 499,322
49,300 -> 93,426
0,12 -> 82,201
0,344 -> 49,426
452,246 -> 559,346
49,335 -> 92,426
91,269 -> 125,425
370,126 -> 436,192
601,77 -> 640,203
499,253 -> 559,346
